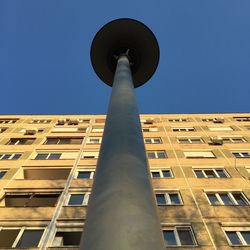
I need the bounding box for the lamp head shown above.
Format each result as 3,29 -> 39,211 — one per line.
91,18 -> 160,88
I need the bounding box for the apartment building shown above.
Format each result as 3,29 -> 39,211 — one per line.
0,113 -> 249,249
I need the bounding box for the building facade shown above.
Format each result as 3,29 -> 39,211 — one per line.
0,113 -> 250,249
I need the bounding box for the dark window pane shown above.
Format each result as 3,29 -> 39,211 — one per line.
49,153 -> 61,160
145,139 -> 151,143
77,171 -> 91,179
0,171 -> 7,179
232,193 -> 248,205
163,230 -> 177,246
157,152 -> 166,158
242,153 -> 250,158
0,229 -> 20,247
12,154 -> 21,160
207,194 -> 219,205
220,194 -> 234,205
162,170 -> 172,178
151,172 -> 161,178
169,194 -> 181,204
5,194 -> 30,207
241,232 -> 250,244
35,154 -> 48,160
45,139 -> 58,144
216,170 -> 228,178
177,227 -> 195,245
68,194 -> 84,205
147,152 -> 155,159
194,170 -> 204,178
154,138 -> 161,143
204,170 -> 216,178
55,232 -> 81,246
226,232 -> 241,245
28,194 -> 60,207
16,230 -> 44,248
2,154 -> 11,160
58,139 -> 71,144
156,194 -> 166,205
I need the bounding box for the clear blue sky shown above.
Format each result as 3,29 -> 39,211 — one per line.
0,0 -> 249,114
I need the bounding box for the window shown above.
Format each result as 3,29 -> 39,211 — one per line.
44,137 -> 83,145
206,192 -> 249,205
82,151 -> 99,159
34,152 -> 78,160
172,127 -> 195,132
163,226 -> 197,246
208,126 -> 233,131
202,117 -> 224,123
147,151 -> 167,159
0,127 -> 7,133
0,153 -> 21,160
155,192 -> 182,205
92,127 -> 104,133
194,168 -> 229,178
67,193 -> 90,206
169,118 -> 188,122
86,137 -> 102,144
2,193 -> 60,207
22,168 -> 71,180
234,117 -> 250,122
222,137 -> 247,143
52,127 -> 87,133
224,229 -> 250,246
184,151 -> 215,158
177,137 -> 203,144
79,119 -> 90,123
144,138 -> 162,144
0,170 -> 7,179
142,126 -> 158,132
30,119 -> 51,124
232,152 -> 250,158
141,119 -> 154,125
52,231 -> 82,247
151,169 -> 173,178
0,227 -> 44,248
0,119 -> 18,124
7,138 -> 35,145
76,170 -> 95,179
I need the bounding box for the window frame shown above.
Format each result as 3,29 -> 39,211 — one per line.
150,169 -> 173,178
0,153 -> 22,160
193,168 -> 230,178
66,192 -> 90,206
205,191 -> 249,206
75,169 -> 95,179
162,226 -> 197,246
147,151 -> 167,159
155,191 -> 183,205
232,152 -> 250,158
223,227 -> 250,246
172,127 -> 195,132
0,226 -> 45,248
177,137 -> 204,144
144,137 -> 162,144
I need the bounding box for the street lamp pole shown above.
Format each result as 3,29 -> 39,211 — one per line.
80,19 -> 165,250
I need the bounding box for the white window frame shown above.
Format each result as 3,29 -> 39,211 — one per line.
177,137 -> 204,144
144,138 -> 162,144
86,137 -> 102,144
78,119 -> 90,123
162,226 -> 197,246
155,192 -> 182,205
232,152 -> 250,158
147,151 -> 167,159
30,119 -> 51,124
0,226 -> 45,248
208,126 -> 233,131
75,170 -> 95,179
142,126 -> 158,132
222,137 -> 247,143
234,117 -> 250,122
193,168 -> 229,178
150,169 -> 173,178
91,127 -> 104,133
66,192 -> 90,206
205,192 -> 249,205
223,227 -> 250,246
0,153 -> 22,160
172,127 -> 194,132
0,119 -> 17,124
169,118 -> 188,122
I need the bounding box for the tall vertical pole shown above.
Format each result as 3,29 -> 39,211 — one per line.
80,55 -> 165,250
